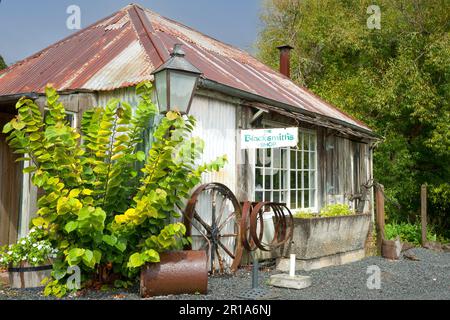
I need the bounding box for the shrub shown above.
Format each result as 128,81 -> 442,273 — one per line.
293,211 -> 316,219
385,221 -> 449,245
2,82 -> 226,297
320,204 -> 352,217
294,204 -> 353,218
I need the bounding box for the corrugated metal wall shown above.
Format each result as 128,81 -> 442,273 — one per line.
188,95 -> 238,266
190,95 -> 237,191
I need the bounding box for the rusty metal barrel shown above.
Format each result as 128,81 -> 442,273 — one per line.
140,250 -> 208,298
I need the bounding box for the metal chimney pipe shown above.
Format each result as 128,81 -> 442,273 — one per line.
277,45 -> 294,78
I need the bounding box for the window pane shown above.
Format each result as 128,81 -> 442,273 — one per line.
281,191 -> 287,203
265,191 -> 272,202
273,192 -> 280,203
297,150 -> 302,168
255,168 -> 263,190
297,190 -> 303,208
264,169 -> 272,189
304,171 -> 309,189
297,171 -> 302,189
273,148 -> 281,169
303,152 -> 309,169
66,113 -> 75,127
170,71 -> 197,113
257,149 -> 264,167
255,191 -> 263,202
273,170 -> 281,190
266,149 -> 272,167
281,170 -> 288,189
290,190 -> 297,209
304,190 -> 310,208
290,149 -> 296,169
155,70 -> 167,111
290,171 -> 297,189
304,133 -> 310,151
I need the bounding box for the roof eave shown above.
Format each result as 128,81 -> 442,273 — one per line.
199,78 -> 379,140
0,92 -> 39,105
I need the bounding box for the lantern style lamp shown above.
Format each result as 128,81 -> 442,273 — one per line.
152,44 -> 202,115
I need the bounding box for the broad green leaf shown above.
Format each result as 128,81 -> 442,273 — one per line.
69,189 -> 81,198
127,253 -> 144,268
115,240 -> 127,252
23,166 -> 37,174
82,250 -> 95,268
136,151 -> 146,161
64,221 -> 78,233
102,234 -> 117,246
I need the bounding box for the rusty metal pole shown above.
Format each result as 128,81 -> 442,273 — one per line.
421,184 -> 427,246
375,184 -> 385,255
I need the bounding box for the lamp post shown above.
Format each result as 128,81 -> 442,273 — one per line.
152,44 -> 202,115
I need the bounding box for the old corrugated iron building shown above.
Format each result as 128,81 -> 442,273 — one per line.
0,4 -> 378,246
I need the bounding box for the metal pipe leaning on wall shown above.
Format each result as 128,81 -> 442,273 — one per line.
140,250 -> 208,298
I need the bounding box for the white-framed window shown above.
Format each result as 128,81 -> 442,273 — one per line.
254,130 -> 317,211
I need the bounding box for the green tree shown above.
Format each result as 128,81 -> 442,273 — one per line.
0,55 -> 6,70
258,0 -> 450,235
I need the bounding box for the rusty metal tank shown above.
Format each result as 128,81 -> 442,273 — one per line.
140,250 -> 208,298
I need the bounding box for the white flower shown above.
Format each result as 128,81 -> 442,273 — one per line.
7,251 -> 12,255
30,228 -> 36,233
37,245 -> 43,250
32,257 -> 37,262
32,243 -> 37,247
21,240 -> 26,245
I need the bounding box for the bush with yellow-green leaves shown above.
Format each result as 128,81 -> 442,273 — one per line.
2,81 -> 226,297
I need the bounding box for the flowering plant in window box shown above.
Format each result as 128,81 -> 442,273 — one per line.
0,227 -> 57,288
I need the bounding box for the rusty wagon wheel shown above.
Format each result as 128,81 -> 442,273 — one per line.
184,183 -> 243,274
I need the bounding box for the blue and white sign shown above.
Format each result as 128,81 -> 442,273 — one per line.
240,128 -> 298,149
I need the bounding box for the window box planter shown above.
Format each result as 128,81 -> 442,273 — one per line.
277,213 -> 371,271
8,262 -> 52,289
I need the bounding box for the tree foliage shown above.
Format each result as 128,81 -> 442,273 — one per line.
0,55 -> 6,70
2,82 -> 227,296
258,0 -> 449,235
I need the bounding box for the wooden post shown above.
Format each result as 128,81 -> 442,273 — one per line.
375,184 -> 385,255
421,184 -> 427,246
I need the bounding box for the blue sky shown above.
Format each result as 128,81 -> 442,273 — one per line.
0,0 -> 263,65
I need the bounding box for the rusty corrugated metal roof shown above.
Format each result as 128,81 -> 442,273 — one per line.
0,4 -> 371,132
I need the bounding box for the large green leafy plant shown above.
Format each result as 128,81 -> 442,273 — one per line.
3,82 -> 226,297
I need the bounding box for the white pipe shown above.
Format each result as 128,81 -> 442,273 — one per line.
289,254 -> 296,277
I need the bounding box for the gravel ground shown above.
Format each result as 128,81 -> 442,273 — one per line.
0,248 -> 449,300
